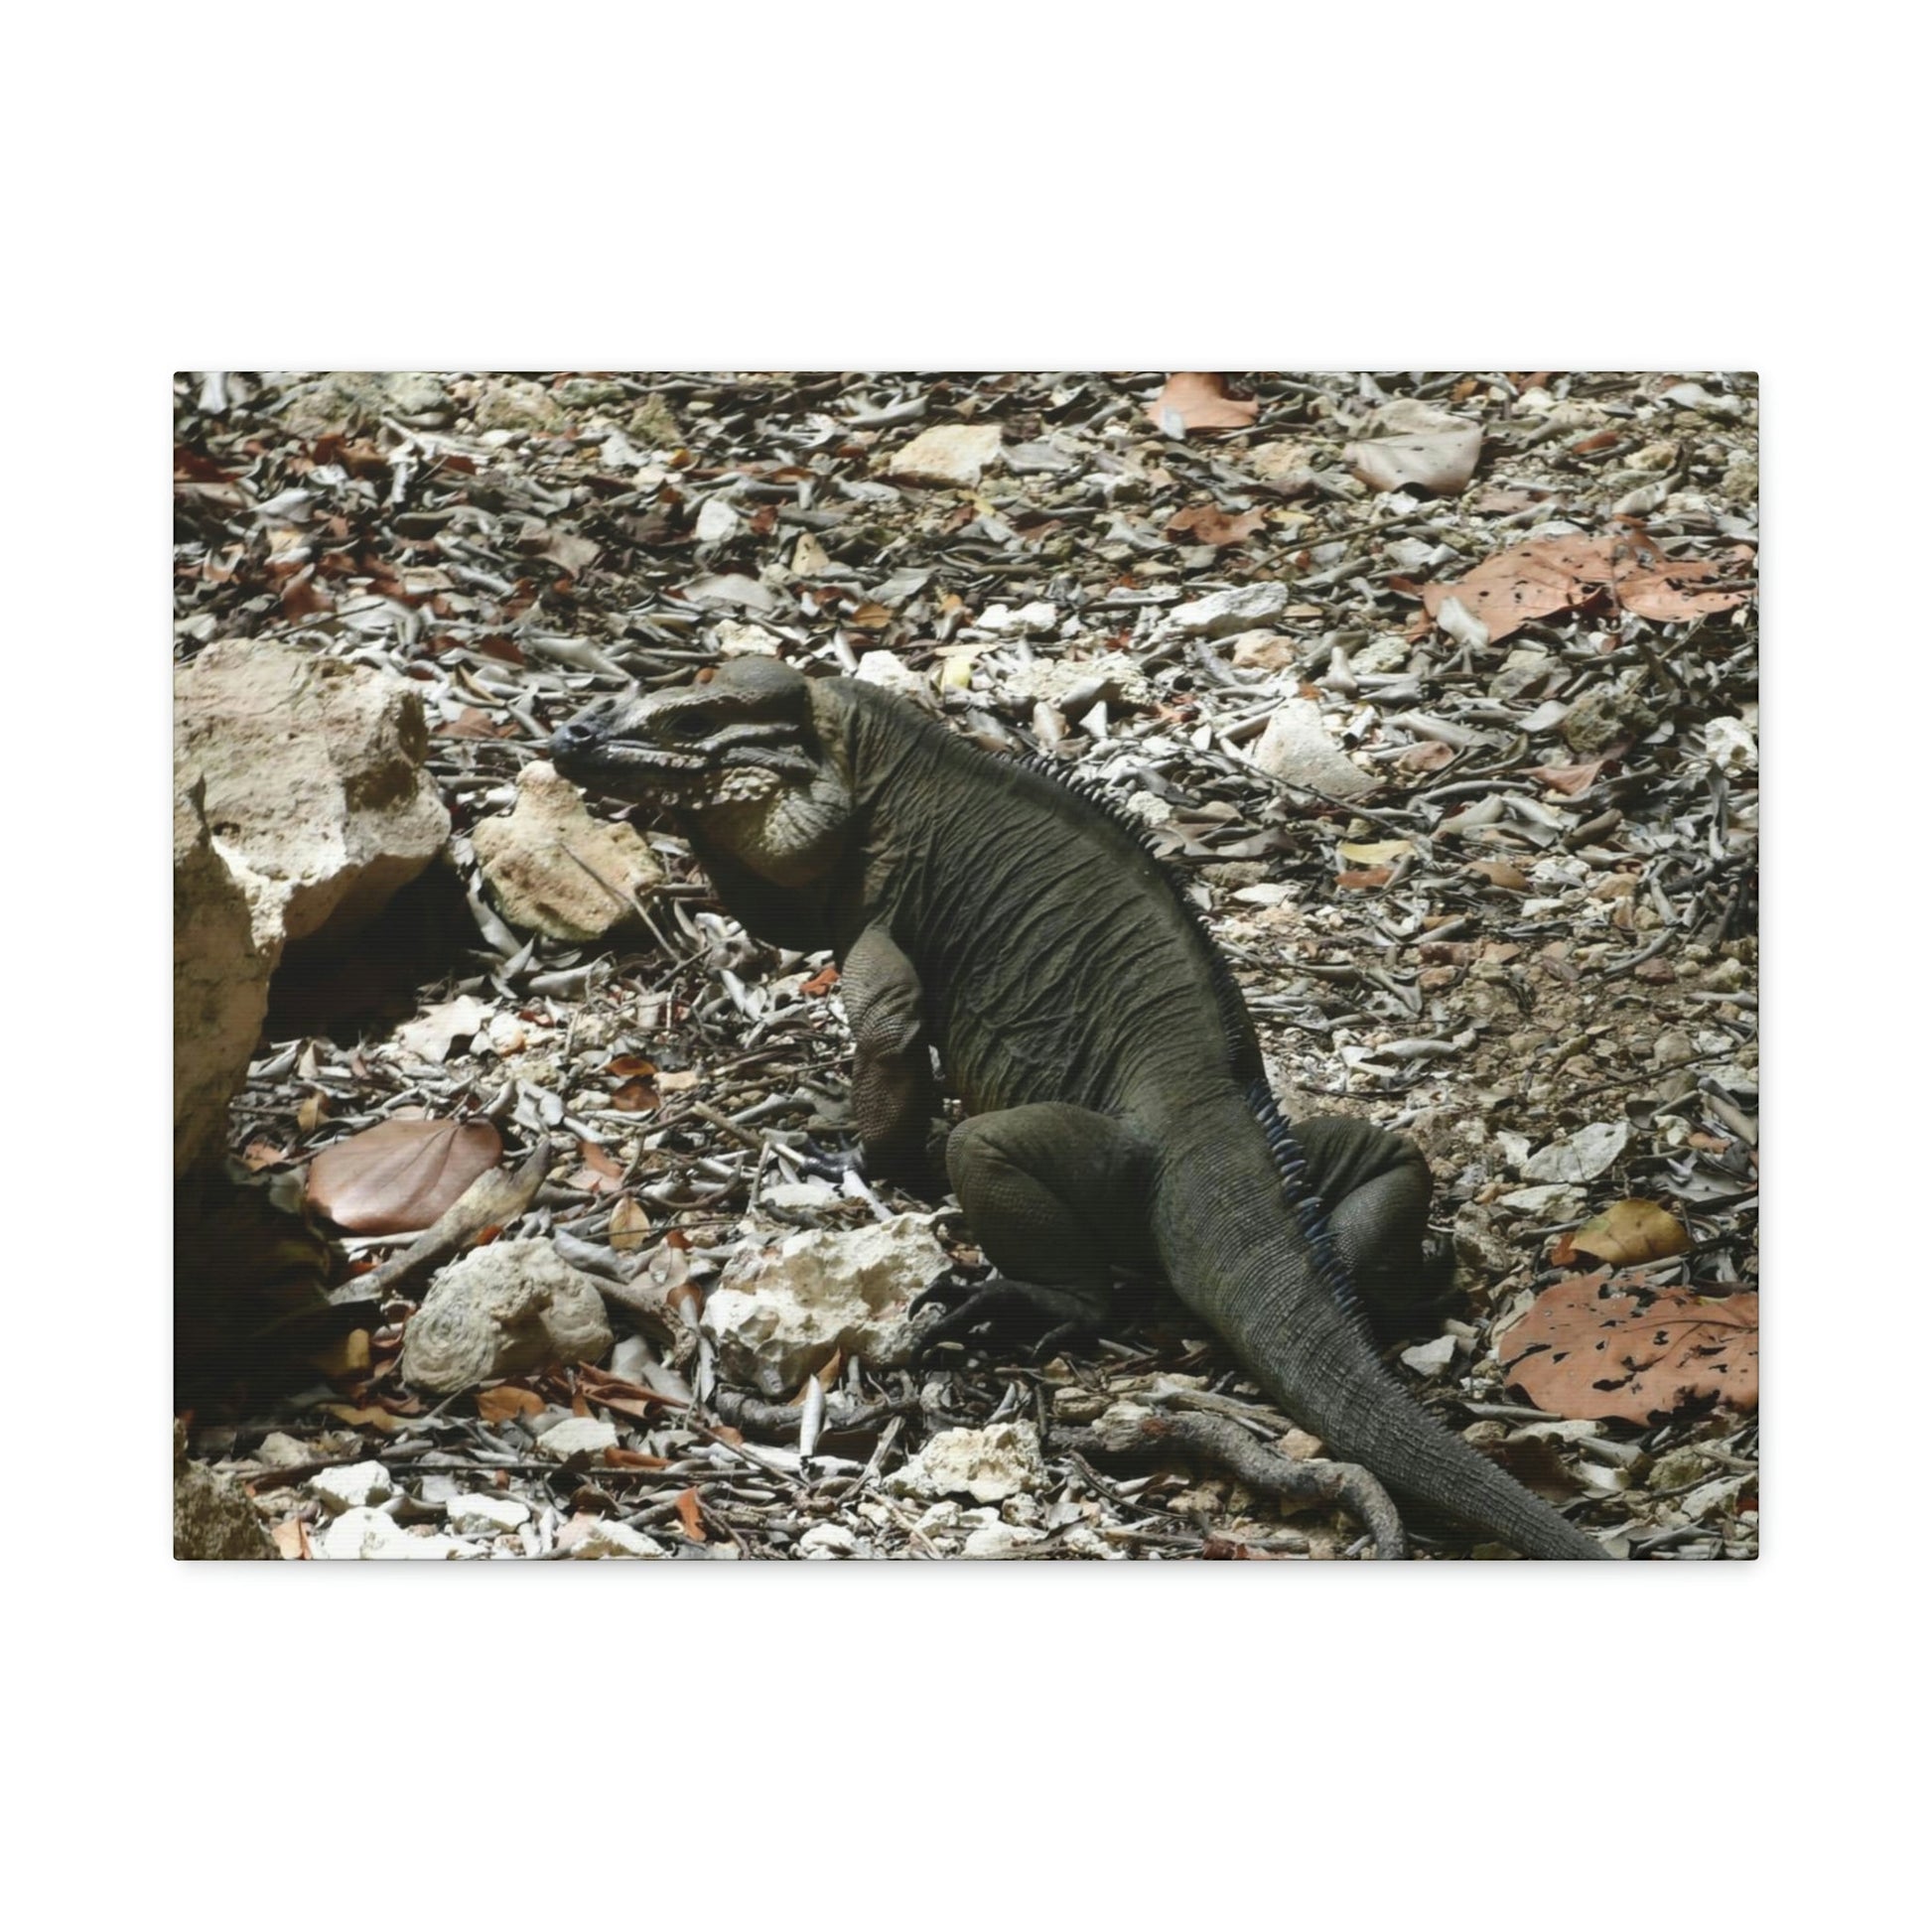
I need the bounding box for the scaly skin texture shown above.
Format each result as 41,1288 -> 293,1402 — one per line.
553,658 -> 1612,1559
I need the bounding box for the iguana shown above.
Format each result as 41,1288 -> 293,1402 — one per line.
552,657 -> 1612,1559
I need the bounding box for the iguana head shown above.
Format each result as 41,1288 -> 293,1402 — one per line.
552,656 -> 853,884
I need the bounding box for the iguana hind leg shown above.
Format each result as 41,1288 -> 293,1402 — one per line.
1286,1114 -> 1452,1340
914,1104 -> 1154,1361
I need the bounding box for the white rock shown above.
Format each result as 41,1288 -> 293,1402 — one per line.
887,1422 -> 1046,1504
473,759 -> 663,943
536,1416 -> 621,1459
1498,1183 -> 1588,1220
174,638 -> 451,953
761,1178 -> 840,1210
255,1432 -> 315,1470
173,779 -> 274,1175
713,619 -> 782,656
1250,700 -> 1376,799
556,1517 -> 667,1558
317,1507 -> 407,1559
1523,1121 -> 1632,1184
704,1213 -> 949,1397
445,1493 -> 533,1535
399,1240 -> 615,1395
694,497 -> 741,542
1399,1334 -> 1457,1378
797,1523 -> 862,1559
976,601 -> 1059,637
854,650 -> 936,710
1158,581 -> 1289,638
883,423 -> 1003,487
962,1523 -> 1047,1559
1703,715 -> 1757,773
308,1461 -> 395,1514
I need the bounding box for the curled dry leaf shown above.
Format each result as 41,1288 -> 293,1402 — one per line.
1498,1273 -> 1757,1423
1345,403 -> 1482,496
1559,1198 -> 1693,1267
306,1117 -> 504,1235
1147,372 -> 1259,436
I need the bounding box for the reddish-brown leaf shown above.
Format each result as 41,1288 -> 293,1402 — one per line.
1335,867 -> 1394,890
1498,1274 -> 1757,1423
675,1487 -> 708,1542
1166,504 -> 1265,547
305,1117 -> 503,1234
1526,758 -> 1606,794
1146,372 -> 1259,435
1557,1198 -> 1694,1268
476,1384 -> 547,1424
610,1078 -> 660,1113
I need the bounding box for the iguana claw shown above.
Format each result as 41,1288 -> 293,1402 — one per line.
909,1269 -> 1104,1365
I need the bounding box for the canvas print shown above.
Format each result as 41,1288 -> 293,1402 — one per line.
173,371 -> 1758,1560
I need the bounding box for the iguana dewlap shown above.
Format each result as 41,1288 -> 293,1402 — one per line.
553,657 -> 1611,1559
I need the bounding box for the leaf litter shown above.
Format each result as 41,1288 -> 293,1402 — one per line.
176,369 -> 1758,1561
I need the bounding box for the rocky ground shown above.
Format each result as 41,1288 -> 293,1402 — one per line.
173,370 -> 1758,1559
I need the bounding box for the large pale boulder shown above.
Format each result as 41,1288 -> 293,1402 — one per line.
399,1240 -> 615,1395
174,778 -> 272,1175
174,638 -> 451,951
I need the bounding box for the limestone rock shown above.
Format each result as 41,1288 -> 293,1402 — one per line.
278,371 -> 453,436
1250,699 -> 1376,799
174,638 -> 451,952
883,424 -> 1003,487
703,1214 -> 949,1397
472,759 -> 663,942
308,1461 -> 395,1514
399,1240 -> 615,1395
556,1516 -> 667,1558
173,1421 -> 272,1560
886,1422 -> 1045,1504
174,777 -> 272,1175
1562,684 -> 1659,758
1156,581 -> 1289,639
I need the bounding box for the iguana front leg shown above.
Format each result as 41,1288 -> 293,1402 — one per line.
914,1104 -> 1155,1361
839,923 -> 944,1192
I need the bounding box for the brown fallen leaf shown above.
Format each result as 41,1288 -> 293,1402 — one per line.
477,1384 -> 547,1423
1559,1199 -> 1693,1268
1345,402 -> 1482,496
306,1117 -> 504,1235
609,1196 -> 650,1252
675,1486 -> 708,1542
1423,531 -> 1755,642
1498,1273 -> 1757,1423
610,1077 -> 660,1113
1166,504 -> 1264,547
1465,859 -> 1533,891
1526,758 -> 1606,794
1147,372 -> 1258,436
1335,867 -> 1394,890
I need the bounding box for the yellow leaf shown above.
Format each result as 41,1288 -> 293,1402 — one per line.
1337,839 -> 1415,866
1568,1199 -> 1693,1266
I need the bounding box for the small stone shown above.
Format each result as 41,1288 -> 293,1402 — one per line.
536,1416 -> 621,1459
1245,440 -> 1316,494
1226,630 -> 1300,672
976,600 -> 1059,637
712,619 -> 781,657
556,1517 -> 668,1559
317,1507 -> 407,1559
308,1461 -> 395,1514
854,650 -> 935,710
473,760 -> 664,943
797,1523 -> 862,1559
1653,1030 -> 1700,1067
1522,1122 -> 1632,1184
1159,581 -> 1290,639
445,1494 -> 533,1536
883,423 -> 1003,487
1250,700 -> 1376,799
694,497 -> 741,543
1563,685 -> 1658,758
887,1422 -> 1045,1504
962,1523 -> 1047,1559
1399,1334 -> 1457,1377
399,1240 -> 615,1396
255,1432 -> 315,1470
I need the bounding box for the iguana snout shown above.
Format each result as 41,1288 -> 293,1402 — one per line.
551,657 -> 820,805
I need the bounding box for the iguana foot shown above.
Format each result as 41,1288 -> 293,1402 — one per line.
909,1269 -> 1106,1365
793,1137 -> 864,1184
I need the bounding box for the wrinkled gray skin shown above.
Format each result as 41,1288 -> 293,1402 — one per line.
553,658 -> 1610,1559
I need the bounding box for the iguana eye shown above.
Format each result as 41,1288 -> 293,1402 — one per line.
669,710 -> 715,738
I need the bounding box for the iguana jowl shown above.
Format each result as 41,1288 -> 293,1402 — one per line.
553,658 -> 1611,1559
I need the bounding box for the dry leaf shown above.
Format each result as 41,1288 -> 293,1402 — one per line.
609,1196 -> 650,1252
610,1077 -> 660,1113
1336,838 -> 1415,866
1498,1274 -> 1757,1423
675,1487 -> 708,1542
1561,1199 -> 1693,1267
306,1118 -> 503,1235
1526,759 -> 1605,794
1335,867 -> 1394,890
1345,402 -> 1482,496
1423,532 -> 1755,643
1465,860 -> 1532,891
1147,373 -> 1258,436
476,1384 -> 547,1423
1166,504 -> 1264,546
320,1403 -> 407,1433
